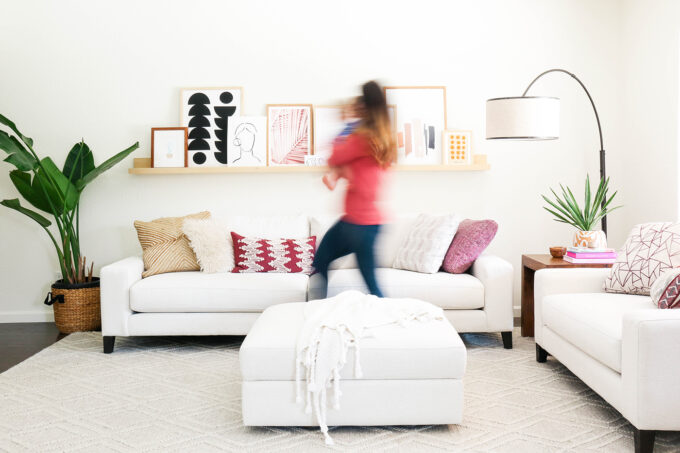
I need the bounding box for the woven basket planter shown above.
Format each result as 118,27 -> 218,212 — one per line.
46,278 -> 101,334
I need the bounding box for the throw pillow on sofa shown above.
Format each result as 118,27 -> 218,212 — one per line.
183,217 -> 232,273
134,211 -> 211,278
650,268 -> 680,309
392,214 -> 460,274
442,219 -> 498,274
604,222 -> 680,295
231,232 -> 316,274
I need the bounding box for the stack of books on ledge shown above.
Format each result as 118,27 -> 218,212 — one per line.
564,247 -> 617,264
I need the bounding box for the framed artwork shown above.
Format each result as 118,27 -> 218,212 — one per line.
443,130 -> 471,165
385,86 -> 447,165
227,116 -> 267,167
180,87 -> 242,167
151,127 -> 188,168
267,105 -> 313,166
313,105 -> 344,161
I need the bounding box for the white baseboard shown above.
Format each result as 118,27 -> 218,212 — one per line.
0,310 -> 55,323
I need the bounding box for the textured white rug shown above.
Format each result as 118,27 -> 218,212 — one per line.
0,329 -> 678,452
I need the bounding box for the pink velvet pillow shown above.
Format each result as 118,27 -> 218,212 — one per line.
442,219 -> 498,273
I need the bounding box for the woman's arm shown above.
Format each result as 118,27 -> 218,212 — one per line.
328,134 -> 367,168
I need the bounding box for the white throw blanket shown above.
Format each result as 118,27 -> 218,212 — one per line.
295,290 -> 445,445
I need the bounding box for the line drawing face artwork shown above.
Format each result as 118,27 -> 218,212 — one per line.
181,87 -> 242,167
227,116 -> 266,167
385,87 -> 447,165
267,105 -> 313,166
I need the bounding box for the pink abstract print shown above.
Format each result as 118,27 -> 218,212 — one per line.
604,222 -> 680,295
268,106 -> 311,165
231,232 -> 316,274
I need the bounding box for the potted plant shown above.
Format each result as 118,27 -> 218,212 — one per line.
542,175 -> 621,248
0,114 -> 138,333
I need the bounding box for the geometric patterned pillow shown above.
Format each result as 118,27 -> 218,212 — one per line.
650,268 -> 680,309
134,211 -> 211,278
231,232 -> 316,274
604,222 -> 680,295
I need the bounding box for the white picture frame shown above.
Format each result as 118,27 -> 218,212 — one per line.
313,105 -> 345,161
385,86 -> 447,165
227,116 -> 267,167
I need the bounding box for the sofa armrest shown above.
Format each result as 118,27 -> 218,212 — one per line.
622,309 -> 680,430
101,256 -> 143,336
471,255 -> 513,331
534,268 -> 610,342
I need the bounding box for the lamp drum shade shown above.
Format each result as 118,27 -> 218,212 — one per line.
486,96 -> 560,140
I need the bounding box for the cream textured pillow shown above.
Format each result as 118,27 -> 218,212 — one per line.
604,222 -> 680,295
183,218 -> 232,273
134,211 -> 210,278
393,214 -> 460,274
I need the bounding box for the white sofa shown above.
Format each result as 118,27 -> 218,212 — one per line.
535,268 -> 680,453
101,215 -> 513,353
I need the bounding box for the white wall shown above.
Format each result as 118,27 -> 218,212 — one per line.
620,0 -> 680,228
0,0 -> 628,321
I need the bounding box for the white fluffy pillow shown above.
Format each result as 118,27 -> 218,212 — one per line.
392,214 -> 460,274
182,218 -> 232,273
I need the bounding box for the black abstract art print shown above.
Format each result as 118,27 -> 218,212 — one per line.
181,87 -> 242,167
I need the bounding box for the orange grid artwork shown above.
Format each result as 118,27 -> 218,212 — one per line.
443,130 -> 471,165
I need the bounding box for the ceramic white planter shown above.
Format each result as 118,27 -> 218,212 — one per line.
573,230 -> 607,248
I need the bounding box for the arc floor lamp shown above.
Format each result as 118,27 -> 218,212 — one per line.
485,68 -> 608,236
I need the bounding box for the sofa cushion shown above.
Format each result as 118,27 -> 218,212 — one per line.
310,214 -> 416,269
309,268 -> 484,309
393,214 -> 460,274
442,219 -> 498,274
240,302 -> 467,381
231,232 -> 316,274
542,292 -> 655,373
130,272 -> 309,312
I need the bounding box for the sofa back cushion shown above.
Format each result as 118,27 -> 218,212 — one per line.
442,219 -> 498,274
134,211 -> 211,278
231,232 -> 316,274
604,222 -> 680,295
309,214 -> 418,269
650,268 -> 680,309
393,214 -> 460,274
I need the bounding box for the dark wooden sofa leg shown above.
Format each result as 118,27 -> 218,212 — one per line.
103,336 -> 115,354
501,331 -> 513,349
634,428 -> 655,453
536,344 -> 548,363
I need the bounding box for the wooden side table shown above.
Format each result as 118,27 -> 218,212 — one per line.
521,254 -> 613,337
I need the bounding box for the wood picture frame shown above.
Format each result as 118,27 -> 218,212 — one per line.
266,104 -> 314,166
151,127 -> 188,168
180,87 -> 243,167
384,86 -> 447,166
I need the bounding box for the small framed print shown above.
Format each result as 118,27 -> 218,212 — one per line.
443,130 -> 471,165
151,127 -> 188,168
267,104 -> 313,166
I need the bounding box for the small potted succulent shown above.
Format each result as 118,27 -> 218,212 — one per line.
542,175 -> 621,248
0,114 -> 138,333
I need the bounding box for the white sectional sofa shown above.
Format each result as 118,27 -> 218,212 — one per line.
534,268 -> 680,453
101,215 -> 513,353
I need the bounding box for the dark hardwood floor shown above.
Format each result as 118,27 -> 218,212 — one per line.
0,323 -> 63,373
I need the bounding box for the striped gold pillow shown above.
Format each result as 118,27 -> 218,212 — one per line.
134,211 -> 211,278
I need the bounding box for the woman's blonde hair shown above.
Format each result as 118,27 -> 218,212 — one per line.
355,81 -> 397,168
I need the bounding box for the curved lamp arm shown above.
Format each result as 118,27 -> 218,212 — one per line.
523,68 -> 608,235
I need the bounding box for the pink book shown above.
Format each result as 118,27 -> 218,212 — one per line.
563,256 -> 616,264
566,251 -> 617,259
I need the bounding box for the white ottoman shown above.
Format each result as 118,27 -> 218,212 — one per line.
240,302 -> 467,427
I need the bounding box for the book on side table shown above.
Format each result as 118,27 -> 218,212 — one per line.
563,247 -> 617,264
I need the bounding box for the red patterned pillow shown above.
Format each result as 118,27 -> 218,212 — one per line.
231,232 -> 316,274
650,268 -> 680,309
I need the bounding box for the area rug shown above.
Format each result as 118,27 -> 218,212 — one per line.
0,329 -> 678,452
